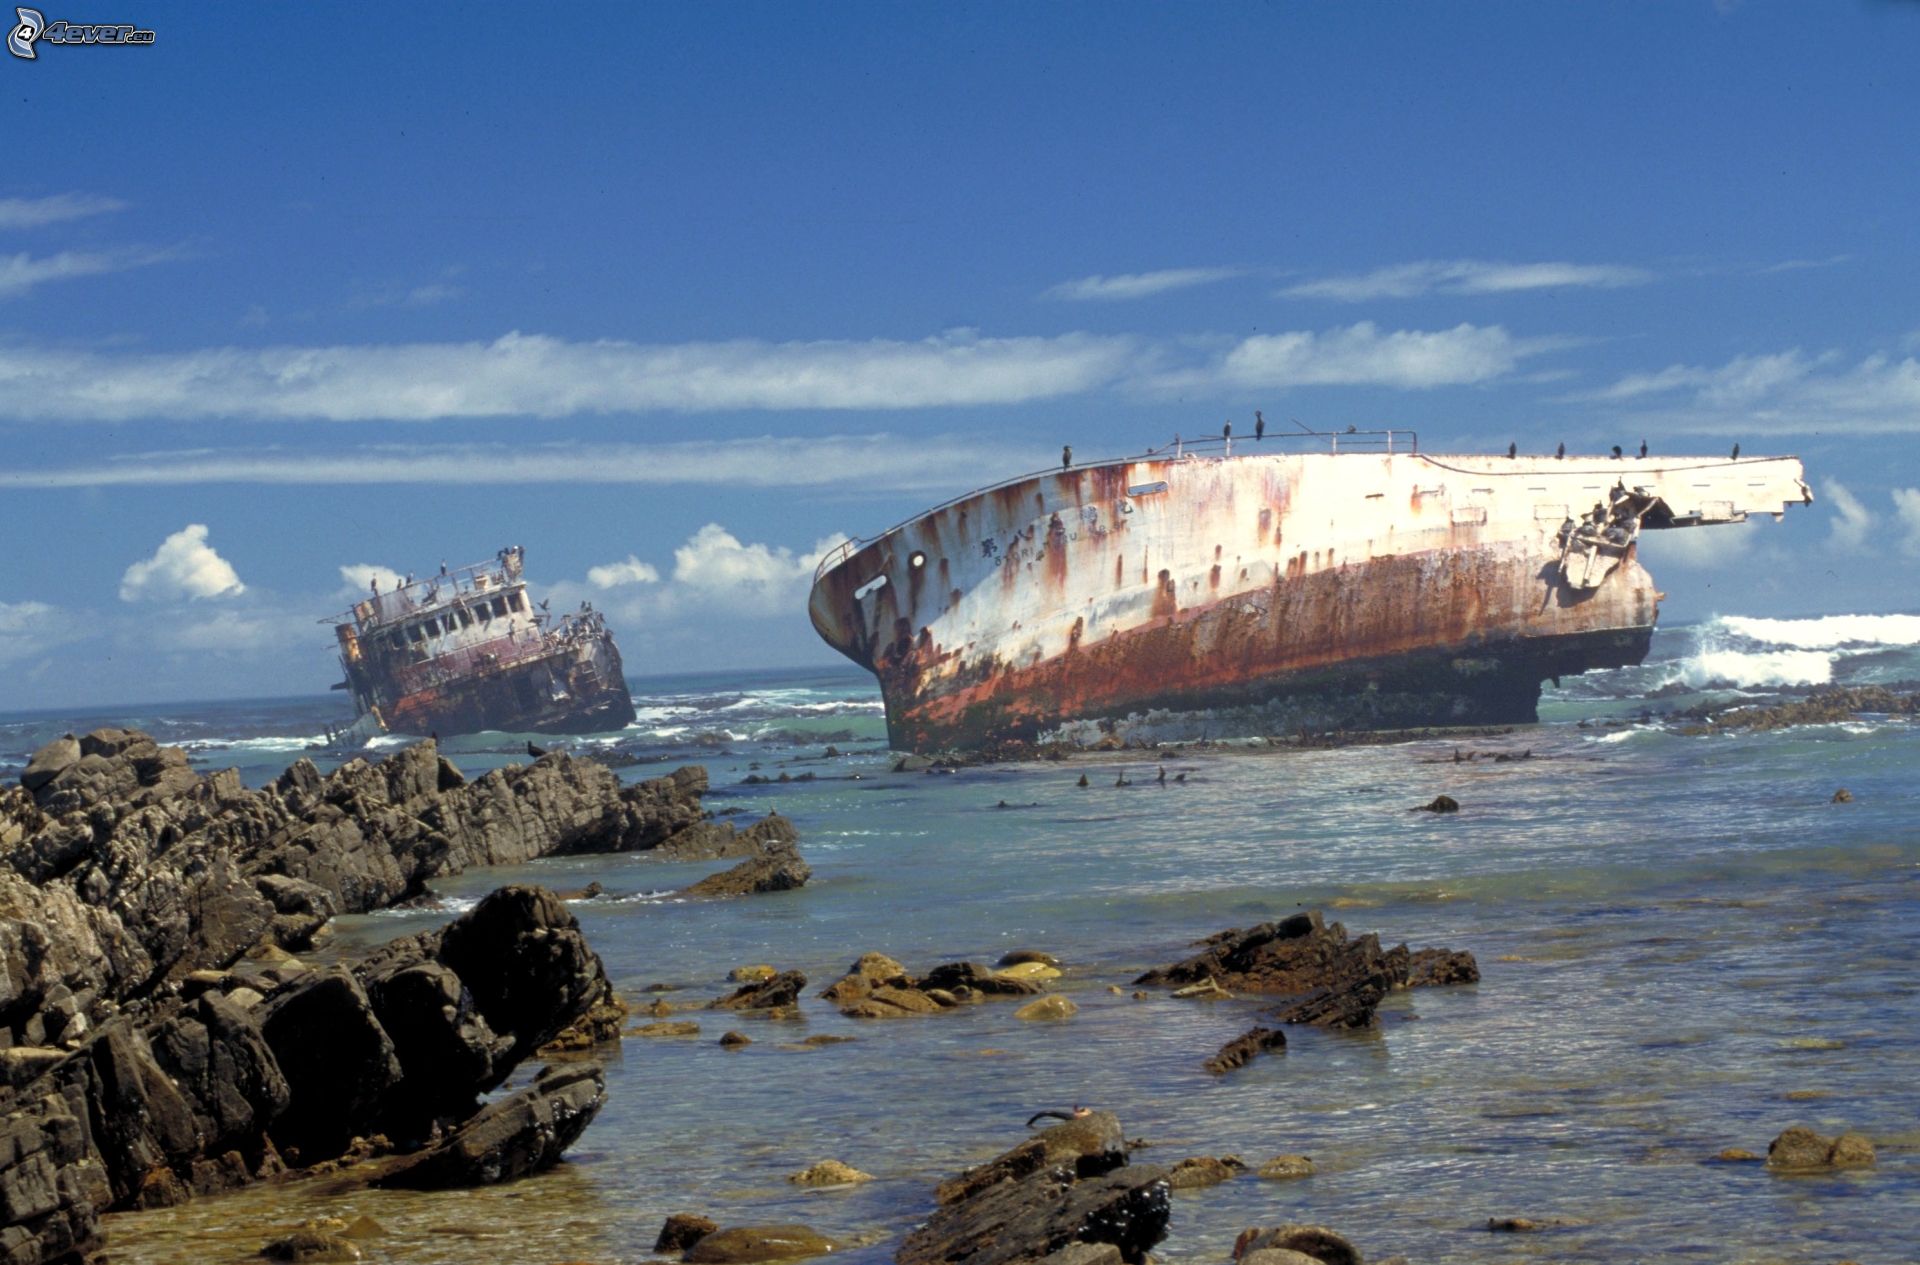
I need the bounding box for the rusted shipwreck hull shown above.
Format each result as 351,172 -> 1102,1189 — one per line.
808,436 -> 1812,753
330,547 -> 636,738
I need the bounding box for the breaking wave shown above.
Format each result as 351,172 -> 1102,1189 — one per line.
1714,613 -> 1920,651
1667,647 -> 1835,689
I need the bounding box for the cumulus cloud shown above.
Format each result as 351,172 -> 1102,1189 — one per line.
1201,321 -> 1532,390
586,556 -> 661,588
1822,481 -> 1874,552
338,563 -> 403,596
668,524 -> 849,614
161,606 -> 316,655
1588,346 -> 1920,435
1283,259 -> 1653,301
0,193 -> 127,230
1043,267 -> 1242,302
0,434 -> 1056,494
120,525 -> 247,602
0,329 -> 1139,422
0,247 -> 175,299
1893,487 -> 1920,557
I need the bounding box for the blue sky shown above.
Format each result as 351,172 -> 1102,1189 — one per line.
4,2 -> 1918,709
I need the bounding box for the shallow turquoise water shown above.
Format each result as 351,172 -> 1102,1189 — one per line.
7,618 -> 1912,1263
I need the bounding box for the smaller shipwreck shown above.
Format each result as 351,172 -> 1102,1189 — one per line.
329,546 -> 637,738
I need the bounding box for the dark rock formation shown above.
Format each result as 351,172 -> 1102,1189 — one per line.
1413,795 -> 1459,813
680,827 -> 810,898
1165,1156 -> 1245,1188
1136,911 -> 1475,1029
1677,685 -> 1920,734
1,729 -> 786,1049
816,953 -> 1047,1019
374,1063 -> 605,1190
1203,1027 -> 1287,1075
0,885 -> 611,1265
709,972 -> 806,1012
902,1116 -> 1168,1265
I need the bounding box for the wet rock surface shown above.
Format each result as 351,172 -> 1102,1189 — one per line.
680,827 -> 811,898
902,1114 -> 1169,1265
373,1062 -> 606,1190
1203,1027 -> 1287,1075
1765,1125 -> 1875,1171
1137,911 -> 1476,1029
1231,1224 -> 1363,1265
821,953 -> 1049,1020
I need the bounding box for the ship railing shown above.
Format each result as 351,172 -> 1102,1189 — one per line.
323,550 -> 528,629
811,425 -> 1419,580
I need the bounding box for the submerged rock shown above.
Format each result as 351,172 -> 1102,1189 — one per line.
934,1111 -> 1127,1208
1165,1156 -> 1245,1189
1256,1155 -> 1315,1180
656,1213 -> 720,1253
681,827 -> 811,898
709,971 -> 807,1012
788,1159 -> 873,1186
258,1229 -> 362,1262
1231,1225 -> 1362,1265
1203,1027 -> 1287,1075
1766,1126 -> 1875,1171
686,1224 -> 838,1263
1014,996 -> 1078,1022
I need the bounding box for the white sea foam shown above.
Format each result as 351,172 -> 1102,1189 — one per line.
1714,613 -> 1920,650
1671,648 -> 1834,689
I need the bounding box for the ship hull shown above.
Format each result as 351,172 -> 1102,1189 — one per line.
383,647 -> 637,737
809,449 -> 1809,753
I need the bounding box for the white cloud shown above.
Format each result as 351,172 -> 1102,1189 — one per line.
586,556 -> 661,588
0,329 -> 1139,422
668,524 -> 849,614
338,563 -> 403,596
1043,268 -> 1242,302
120,525 -> 246,602
0,434 -> 1059,493
161,607 -> 315,655
1822,480 -> 1874,553
0,193 -> 127,230
0,247 -> 174,299
1636,522 -> 1756,570
1892,487 -> 1920,557
0,600 -> 61,666
1207,321 -> 1530,390
1589,346 -> 1920,435
1283,259 -> 1653,301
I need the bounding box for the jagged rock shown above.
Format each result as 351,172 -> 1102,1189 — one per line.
1231,1225 -> 1361,1265
935,1112 -> 1127,1207
1403,949 -> 1479,988
258,969 -> 404,1163
681,831 -> 810,898
788,1159 -> 872,1185
1165,1156 -> 1245,1188
656,1213 -> 719,1253
710,972 -> 806,1012
1204,1027 -> 1286,1075
1766,1126 -> 1875,1171
902,1160 -> 1171,1265
686,1225 -> 838,1263
1137,911 -> 1473,1030
2,730 -> 782,1049
820,953 -> 911,1004
374,1063 -> 604,1190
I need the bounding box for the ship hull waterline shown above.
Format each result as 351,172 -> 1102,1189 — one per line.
808,449 -> 1811,754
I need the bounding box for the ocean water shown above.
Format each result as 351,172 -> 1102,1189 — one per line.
5,615 -> 1917,1264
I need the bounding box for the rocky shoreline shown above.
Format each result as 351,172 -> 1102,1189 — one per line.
1,728 -> 1886,1264
0,729 -> 804,1264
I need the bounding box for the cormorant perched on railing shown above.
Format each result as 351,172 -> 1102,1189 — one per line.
1639,439 -> 1648,458
1731,443 -> 1741,459
1255,411 -> 1265,441
1508,442 -> 1517,458
1556,442 -> 1566,459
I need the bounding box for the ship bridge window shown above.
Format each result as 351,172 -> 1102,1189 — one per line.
455,607 -> 472,628
510,592 -> 527,612
492,596 -> 509,619
475,602 -> 491,622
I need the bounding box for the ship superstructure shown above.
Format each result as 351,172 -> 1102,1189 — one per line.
329,546 -> 636,737
808,431 -> 1812,753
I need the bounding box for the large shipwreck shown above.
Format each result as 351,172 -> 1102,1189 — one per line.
809,432 -> 1813,752
329,546 -> 636,738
